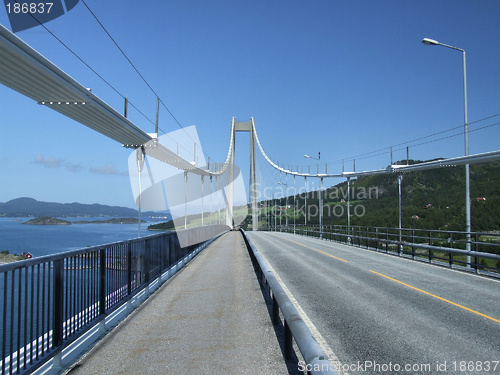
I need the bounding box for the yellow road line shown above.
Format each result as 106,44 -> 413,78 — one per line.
277,236 -> 348,263
370,270 -> 500,324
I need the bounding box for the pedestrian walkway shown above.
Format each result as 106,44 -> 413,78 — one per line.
65,231 -> 294,375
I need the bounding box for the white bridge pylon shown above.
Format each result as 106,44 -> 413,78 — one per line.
230,118 -> 258,231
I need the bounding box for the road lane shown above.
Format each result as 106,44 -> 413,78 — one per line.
247,231 -> 500,374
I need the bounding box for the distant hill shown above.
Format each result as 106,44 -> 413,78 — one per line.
330,160 -> 500,231
0,197 -> 170,219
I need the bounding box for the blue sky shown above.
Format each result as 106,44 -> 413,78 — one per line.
1,0 -> 499,209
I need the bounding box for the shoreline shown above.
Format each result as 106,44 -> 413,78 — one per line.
0,253 -> 27,264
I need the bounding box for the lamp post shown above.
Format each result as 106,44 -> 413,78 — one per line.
293,175 -> 296,234
304,177 -> 307,227
278,181 -> 289,230
422,38 -> 471,266
304,152 -> 323,238
274,185 -> 277,231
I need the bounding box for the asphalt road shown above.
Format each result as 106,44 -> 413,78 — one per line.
247,231 -> 500,374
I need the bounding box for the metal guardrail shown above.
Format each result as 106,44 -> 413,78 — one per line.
0,227 -> 227,375
269,224 -> 500,277
240,229 -> 338,375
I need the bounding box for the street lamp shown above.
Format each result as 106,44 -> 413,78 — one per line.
304,152 -> 323,238
278,181 -> 289,230
422,37 -> 471,266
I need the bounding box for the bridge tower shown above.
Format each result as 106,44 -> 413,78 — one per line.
228,117 -> 258,231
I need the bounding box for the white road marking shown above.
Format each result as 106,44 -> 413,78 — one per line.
263,254 -> 349,375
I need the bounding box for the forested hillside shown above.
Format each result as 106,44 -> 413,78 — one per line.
277,160 -> 500,232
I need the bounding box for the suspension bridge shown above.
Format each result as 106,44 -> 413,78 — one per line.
1,23 -> 499,375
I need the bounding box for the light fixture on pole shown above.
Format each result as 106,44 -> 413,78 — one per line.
422,37 -> 471,266
278,181 -> 289,230
304,152 -> 323,238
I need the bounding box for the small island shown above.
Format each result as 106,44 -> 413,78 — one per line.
22,216 -> 145,225
74,218 -> 145,224
23,216 -> 71,225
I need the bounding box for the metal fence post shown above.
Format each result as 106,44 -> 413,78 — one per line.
448,233 -> 453,267
474,233 -> 479,273
127,242 -> 132,296
272,294 -> 279,325
284,320 -> 293,359
164,235 -> 169,267
99,249 -> 106,316
428,230 -> 433,263
144,239 -> 150,286
386,227 -> 389,252
126,242 -> 133,312
169,234 -> 174,266
397,227 -> 402,256
411,229 -> 415,259
366,227 -> 369,249
53,259 -> 64,348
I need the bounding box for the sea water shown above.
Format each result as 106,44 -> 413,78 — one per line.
0,217 -> 154,359
0,217 -> 152,257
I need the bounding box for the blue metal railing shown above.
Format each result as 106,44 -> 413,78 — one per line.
264,224 -> 500,277
0,228 -> 224,375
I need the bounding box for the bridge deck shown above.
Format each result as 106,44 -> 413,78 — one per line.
66,231 -> 293,374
